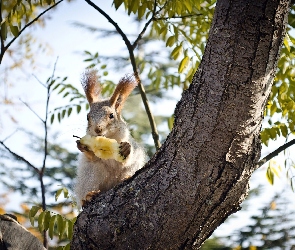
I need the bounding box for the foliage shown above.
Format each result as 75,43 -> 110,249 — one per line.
200,237 -> 231,250
29,188 -> 75,250
260,5 -> 295,188
1,0 -> 295,248
229,193 -> 295,250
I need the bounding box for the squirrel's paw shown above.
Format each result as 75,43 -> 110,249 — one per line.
119,142 -> 131,159
76,140 -> 90,152
82,190 -> 101,208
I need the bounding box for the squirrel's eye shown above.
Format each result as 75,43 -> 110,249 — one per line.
87,114 -> 90,121
109,113 -> 114,119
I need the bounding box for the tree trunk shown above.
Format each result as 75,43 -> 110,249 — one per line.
71,0 -> 290,249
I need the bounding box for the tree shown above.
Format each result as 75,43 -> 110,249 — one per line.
1,0 -> 295,249
230,193 -> 295,250
70,0 -> 292,249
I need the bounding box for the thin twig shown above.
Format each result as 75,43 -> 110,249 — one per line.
132,0 -> 158,49
39,57 -> 58,249
0,0 -> 64,64
0,140 -> 40,173
132,0 -> 169,49
20,98 -> 44,123
32,74 -> 47,88
2,130 -> 19,142
256,139 -> 295,169
85,0 -> 161,150
0,0 -> 5,55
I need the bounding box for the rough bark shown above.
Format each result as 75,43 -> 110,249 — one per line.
71,0 -> 290,249
0,214 -> 45,250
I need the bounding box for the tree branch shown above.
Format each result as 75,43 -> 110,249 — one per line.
20,99 -> 45,123
84,0 -> 161,149
0,0 -> 64,64
256,139 -> 295,168
0,0 -> 5,56
0,140 -> 40,173
132,0 -> 158,49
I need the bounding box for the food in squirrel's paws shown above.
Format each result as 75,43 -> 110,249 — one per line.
79,135 -> 125,162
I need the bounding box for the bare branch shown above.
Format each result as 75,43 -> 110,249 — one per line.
84,0 -> 161,149
0,0 -> 64,64
20,99 -> 44,123
0,1 -> 5,56
257,139 -> 295,168
2,130 -> 19,142
132,0 -> 157,49
42,57 -> 59,174
32,74 -> 47,88
132,0 -> 171,49
0,140 -> 40,173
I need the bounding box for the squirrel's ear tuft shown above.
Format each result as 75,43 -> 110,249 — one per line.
81,69 -> 102,104
109,74 -> 138,114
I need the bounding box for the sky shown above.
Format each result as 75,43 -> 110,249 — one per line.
1,0 -> 295,243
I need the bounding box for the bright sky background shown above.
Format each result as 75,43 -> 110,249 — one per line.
1,0 -> 295,243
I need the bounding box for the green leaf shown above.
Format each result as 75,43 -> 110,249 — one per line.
52,83 -> 60,91
58,87 -> 66,94
68,107 -> 72,117
10,25 -> 19,37
280,124 -> 288,137
195,0 -> 201,10
270,101 -> 277,116
166,36 -> 176,47
29,206 -> 41,226
50,114 -> 54,124
58,112 -> 61,123
38,211 -> 46,232
260,130 -> 269,146
49,215 -> 57,239
183,0 -> 192,12
178,56 -> 190,73
171,45 -> 183,60
62,220 -> 69,238
138,4 -> 146,19
62,109 -> 66,118
1,22 -> 7,41
68,220 -> 73,239
57,214 -> 64,238
269,127 -> 277,139
77,105 -> 81,114
284,33 -> 291,52
167,115 -> 174,131
113,0 -> 123,9
43,211 -> 51,231
55,189 -> 63,201
266,165 -> 274,185
63,187 -> 69,198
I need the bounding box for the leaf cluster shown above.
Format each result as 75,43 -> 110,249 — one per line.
27,188 -> 75,249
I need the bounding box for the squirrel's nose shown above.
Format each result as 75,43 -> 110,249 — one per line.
95,127 -> 102,135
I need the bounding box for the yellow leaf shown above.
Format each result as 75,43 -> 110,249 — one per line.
284,33 -> 291,52
178,56 -> 190,73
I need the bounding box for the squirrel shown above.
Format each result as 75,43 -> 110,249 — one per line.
74,70 -> 146,208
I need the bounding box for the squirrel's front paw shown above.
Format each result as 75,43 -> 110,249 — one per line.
119,142 -> 131,159
82,190 -> 101,208
76,140 -> 90,152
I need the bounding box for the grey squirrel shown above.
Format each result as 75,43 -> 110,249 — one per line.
74,70 -> 146,208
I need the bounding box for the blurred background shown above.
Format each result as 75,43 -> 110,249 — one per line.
1,0 -> 295,249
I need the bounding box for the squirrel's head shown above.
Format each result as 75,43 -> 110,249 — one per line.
81,70 -> 138,142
